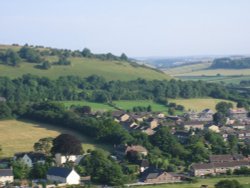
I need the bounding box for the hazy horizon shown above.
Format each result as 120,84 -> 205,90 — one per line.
1,0 -> 250,57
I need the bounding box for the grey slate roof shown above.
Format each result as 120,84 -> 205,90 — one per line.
15,152 -> 46,162
192,161 -> 250,170
0,97 -> 6,102
47,167 -> 72,178
0,169 -> 13,177
140,167 -> 163,181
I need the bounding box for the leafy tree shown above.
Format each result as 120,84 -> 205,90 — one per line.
215,179 -> 242,188
147,105 -> 152,112
82,48 -> 92,57
12,160 -> 30,179
120,53 -> 128,61
204,131 -> 228,154
30,163 -> 49,179
0,102 -> 12,119
228,135 -> 238,153
151,127 -> 188,159
33,137 -> 53,155
19,46 -> 42,63
187,137 -> 209,162
4,49 -> 21,66
216,102 -> 233,115
168,107 -> 175,115
41,61 -> 51,69
81,149 -> 125,185
51,134 -> 83,157
213,112 -> 227,125
74,106 -> 91,114
56,56 -> 71,65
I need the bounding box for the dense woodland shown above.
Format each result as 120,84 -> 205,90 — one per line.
211,57 -> 250,69
0,74 -> 244,104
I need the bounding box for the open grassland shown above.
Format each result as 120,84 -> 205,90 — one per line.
0,120 -> 111,157
138,176 -> 250,188
61,99 -> 230,113
165,62 -> 250,84
174,68 -> 250,77
61,100 -> 170,112
113,100 -> 168,112
62,101 -> 115,111
164,62 -> 212,76
176,75 -> 250,84
168,98 -> 236,112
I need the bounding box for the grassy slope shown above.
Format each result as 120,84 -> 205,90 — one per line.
168,98 -> 236,112
62,101 -> 115,111
0,120 -> 111,157
0,45 -> 170,81
139,176 -> 250,188
114,100 -> 168,112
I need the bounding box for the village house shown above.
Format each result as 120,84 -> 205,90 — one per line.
14,152 -> 46,167
55,153 -> 84,166
129,112 -> 151,122
0,97 -> 6,102
231,123 -> 246,130
236,130 -> 250,140
125,145 -> 148,156
229,108 -> 248,120
0,159 -> 11,169
47,167 -> 80,185
191,160 -> 250,177
209,154 -> 248,163
207,125 -> 220,133
119,113 -> 130,122
112,111 -> 130,122
146,118 -> 159,129
155,112 -> 165,119
140,168 -> 183,184
0,169 -> 13,186
142,127 -> 156,136
201,109 -> 214,116
121,120 -> 139,131
114,144 -> 148,159
219,126 -> 236,141
139,159 -> 150,173
198,109 -> 214,122
186,111 -> 199,120
183,121 -> 205,131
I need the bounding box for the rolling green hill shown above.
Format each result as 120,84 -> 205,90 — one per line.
0,44 -> 170,81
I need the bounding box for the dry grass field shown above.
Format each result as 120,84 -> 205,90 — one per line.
168,98 -> 236,112
0,120 -> 111,157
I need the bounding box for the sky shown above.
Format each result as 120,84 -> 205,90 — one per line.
0,0 -> 250,57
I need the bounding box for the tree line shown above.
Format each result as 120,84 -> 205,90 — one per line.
211,57 -> 250,69
0,74 -> 238,104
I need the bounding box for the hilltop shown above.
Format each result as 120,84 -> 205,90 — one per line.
0,44 -> 170,81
